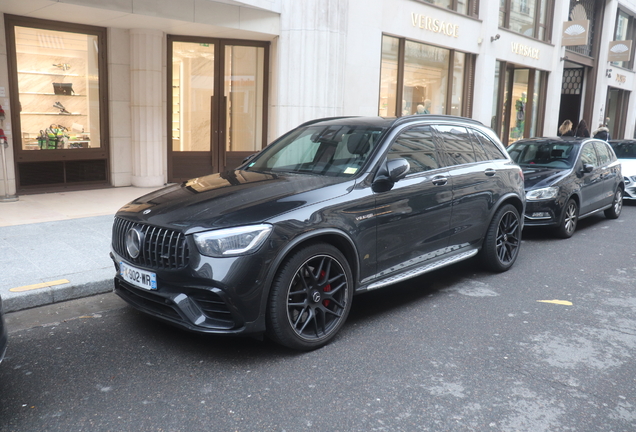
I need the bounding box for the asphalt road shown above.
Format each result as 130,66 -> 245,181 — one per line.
1,203 -> 635,432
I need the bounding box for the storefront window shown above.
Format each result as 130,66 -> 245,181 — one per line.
491,61 -> 502,130
492,63 -> 545,146
379,35 -> 473,118
452,52 -> 465,116
499,0 -> 552,41
403,41 -> 449,116
14,26 -> 101,151
613,10 -> 635,70
416,0 -> 476,16
530,71 -> 543,137
378,36 -> 399,117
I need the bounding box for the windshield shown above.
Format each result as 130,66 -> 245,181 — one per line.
610,141 -> 636,159
245,125 -> 386,177
507,141 -> 577,169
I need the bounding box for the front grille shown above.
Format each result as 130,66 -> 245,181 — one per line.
112,217 -> 189,269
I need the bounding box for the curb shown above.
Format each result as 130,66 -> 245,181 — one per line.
2,269 -> 115,313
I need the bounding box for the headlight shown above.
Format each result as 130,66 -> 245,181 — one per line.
526,186 -> 559,201
194,224 -> 272,257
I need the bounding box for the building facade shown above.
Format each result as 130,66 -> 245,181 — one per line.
1,0 -> 636,196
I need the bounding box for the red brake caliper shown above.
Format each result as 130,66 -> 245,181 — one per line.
320,270 -> 331,307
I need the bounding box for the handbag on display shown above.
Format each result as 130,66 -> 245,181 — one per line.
52,82 -> 74,95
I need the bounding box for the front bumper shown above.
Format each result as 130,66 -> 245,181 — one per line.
111,250 -> 269,336
623,177 -> 636,200
522,199 -> 562,227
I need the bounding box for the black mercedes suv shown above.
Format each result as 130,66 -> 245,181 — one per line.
111,115 -> 525,350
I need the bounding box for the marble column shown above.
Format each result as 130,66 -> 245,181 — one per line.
130,29 -> 164,187
274,0 -> 349,133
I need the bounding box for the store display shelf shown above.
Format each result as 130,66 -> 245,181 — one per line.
20,92 -> 86,97
22,112 -> 85,116
18,70 -> 82,77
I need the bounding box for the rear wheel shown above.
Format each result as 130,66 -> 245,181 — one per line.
604,187 -> 623,219
266,243 -> 353,351
556,199 -> 578,239
480,204 -> 521,272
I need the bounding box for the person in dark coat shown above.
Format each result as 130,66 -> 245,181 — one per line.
574,119 -> 590,138
592,124 -> 611,141
558,120 -> 574,137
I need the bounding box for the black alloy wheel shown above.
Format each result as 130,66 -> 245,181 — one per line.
556,198 -> 578,239
480,204 -> 521,272
604,187 -> 623,219
266,243 -> 353,350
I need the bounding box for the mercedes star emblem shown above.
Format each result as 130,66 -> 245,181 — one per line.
126,228 -> 143,259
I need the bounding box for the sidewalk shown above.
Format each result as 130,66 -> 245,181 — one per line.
0,186 -> 162,312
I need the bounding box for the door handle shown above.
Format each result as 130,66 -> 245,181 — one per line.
432,176 -> 448,186
484,168 -> 496,176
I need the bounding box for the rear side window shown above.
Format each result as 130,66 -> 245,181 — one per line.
580,143 -> 598,166
610,141 -> 636,159
388,126 -> 443,175
472,129 -> 507,160
435,125 -> 475,165
594,142 -> 612,165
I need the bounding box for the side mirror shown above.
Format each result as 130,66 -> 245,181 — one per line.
373,158 -> 410,192
582,163 -> 594,173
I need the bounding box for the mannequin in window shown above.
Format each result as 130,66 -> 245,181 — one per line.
422,99 -> 431,114
515,92 -> 526,129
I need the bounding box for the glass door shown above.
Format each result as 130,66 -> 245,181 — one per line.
223,43 -> 267,170
168,37 -> 267,183
606,88 -> 630,139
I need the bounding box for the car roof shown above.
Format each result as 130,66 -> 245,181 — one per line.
297,115 -> 485,129
509,137 -> 602,146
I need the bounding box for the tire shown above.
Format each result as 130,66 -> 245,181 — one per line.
480,204 -> 521,272
556,198 -> 578,239
266,243 -> 353,351
604,187 -> 623,219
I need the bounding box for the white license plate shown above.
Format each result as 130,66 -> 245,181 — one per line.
120,262 -> 157,291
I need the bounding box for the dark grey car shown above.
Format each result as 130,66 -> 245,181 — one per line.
111,115 -> 526,350
507,137 -> 623,238
0,295 -> 7,364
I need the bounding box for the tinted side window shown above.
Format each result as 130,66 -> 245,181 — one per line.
594,142 -> 612,165
611,141 -> 636,159
472,129 -> 507,160
469,132 -> 488,162
435,125 -> 475,165
388,126 -> 443,175
580,143 -> 598,166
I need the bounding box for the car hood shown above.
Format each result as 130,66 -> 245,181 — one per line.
618,158 -> 636,177
116,170 -> 353,233
520,166 -> 568,190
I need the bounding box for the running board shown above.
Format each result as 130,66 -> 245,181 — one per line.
365,249 -> 479,291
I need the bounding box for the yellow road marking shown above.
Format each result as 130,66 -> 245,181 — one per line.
537,299 -> 573,306
10,279 -> 70,292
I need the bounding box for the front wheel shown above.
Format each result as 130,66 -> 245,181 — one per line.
266,243 -> 353,351
604,187 -> 623,219
556,199 -> 578,239
480,204 -> 521,272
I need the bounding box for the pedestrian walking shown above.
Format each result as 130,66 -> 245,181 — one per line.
592,123 -> 611,141
574,119 -> 590,138
558,119 -> 574,137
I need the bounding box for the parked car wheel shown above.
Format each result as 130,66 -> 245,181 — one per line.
266,243 -> 353,350
556,199 -> 578,238
480,204 -> 521,272
604,187 -> 623,219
